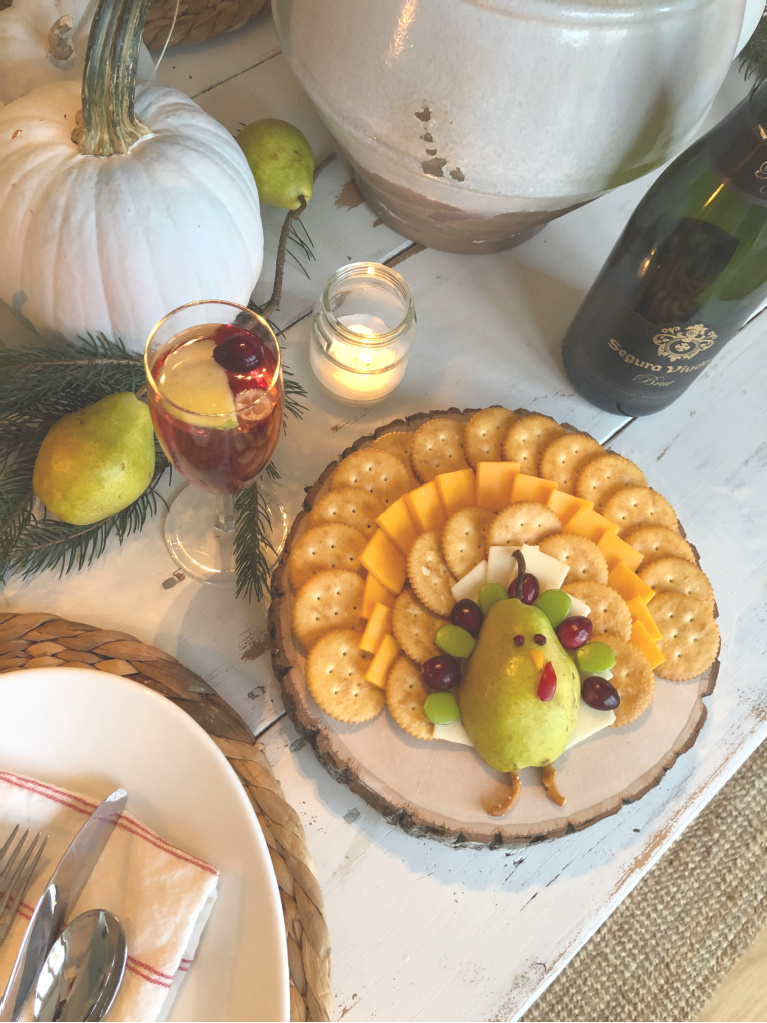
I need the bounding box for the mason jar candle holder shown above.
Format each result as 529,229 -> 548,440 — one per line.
310,262 -> 417,404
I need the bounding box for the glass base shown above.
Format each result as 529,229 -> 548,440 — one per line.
164,480 -> 289,585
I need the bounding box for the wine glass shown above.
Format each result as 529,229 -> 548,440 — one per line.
144,300 -> 288,584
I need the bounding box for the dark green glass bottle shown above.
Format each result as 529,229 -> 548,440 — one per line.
562,80 -> 767,416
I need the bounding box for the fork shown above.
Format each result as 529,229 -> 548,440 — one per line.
0,826 -> 48,947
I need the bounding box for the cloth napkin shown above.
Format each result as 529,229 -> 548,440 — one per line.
0,771 -> 218,1022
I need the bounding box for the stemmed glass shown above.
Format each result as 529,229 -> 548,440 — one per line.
144,300 -> 288,584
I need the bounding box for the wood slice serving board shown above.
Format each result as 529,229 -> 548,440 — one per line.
269,409 -> 719,848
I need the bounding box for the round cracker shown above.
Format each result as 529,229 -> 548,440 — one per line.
370,430 -> 413,467
306,628 -> 385,723
442,506 -> 496,580
464,407 -> 518,467
487,502 -> 561,549
624,525 -> 696,566
307,486 -> 385,538
329,448 -> 414,505
288,523 -> 366,591
501,414 -> 566,475
650,592 -> 720,682
600,633 -> 655,727
539,533 -> 609,584
392,587 -> 448,664
386,655 -> 434,740
410,417 -> 469,483
575,453 -> 648,512
602,486 -> 678,537
407,530 -> 456,617
638,556 -> 715,615
563,580 -> 632,641
292,569 -> 364,651
538,432 -> 604,495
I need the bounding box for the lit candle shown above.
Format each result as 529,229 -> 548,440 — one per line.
310,264 -> 417,405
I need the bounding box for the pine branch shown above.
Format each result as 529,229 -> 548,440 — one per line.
740,10 -> 767,82
234,482 -> 276,603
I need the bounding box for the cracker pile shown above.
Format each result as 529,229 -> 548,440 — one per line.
287,408 -> 720,741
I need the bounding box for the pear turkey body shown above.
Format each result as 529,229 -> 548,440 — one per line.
458,599 -> 580,772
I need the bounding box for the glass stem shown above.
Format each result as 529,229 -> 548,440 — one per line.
215,492 -> 237,535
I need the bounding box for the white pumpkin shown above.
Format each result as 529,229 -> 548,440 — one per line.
0,76 -> 264,352
0,0 -> 154,104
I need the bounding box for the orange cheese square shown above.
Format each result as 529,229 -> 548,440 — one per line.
435,468 -> 476,517
359,602 -> 394,655
548,490 -> 593,526
361,573 -> 396,619
608,561 -> 655,604
476,461 -> 519,511
598,530 -> 643,572
360,530 -> 407,595
564,507 -> 619,543
376,496 -> 418,557
405,481 -> 447,533
627,595 -> 662,642
510,473 -> 558,505
365,634 -> 400,689
630,620 -> 665,670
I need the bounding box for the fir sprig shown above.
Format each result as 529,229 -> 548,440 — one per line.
0,333 -> 307,597
740,10 -> 767,82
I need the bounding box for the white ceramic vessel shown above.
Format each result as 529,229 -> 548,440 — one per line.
274,0 -> 760,252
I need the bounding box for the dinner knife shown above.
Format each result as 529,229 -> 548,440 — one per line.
0,787 -> 127,1022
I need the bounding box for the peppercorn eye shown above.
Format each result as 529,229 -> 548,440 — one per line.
533,634 -> 546,646
513,634 -> 524,646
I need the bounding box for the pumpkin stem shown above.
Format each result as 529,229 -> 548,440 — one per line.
74,0 -> 152,156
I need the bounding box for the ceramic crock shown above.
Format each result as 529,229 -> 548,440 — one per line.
273,0 -> 761,253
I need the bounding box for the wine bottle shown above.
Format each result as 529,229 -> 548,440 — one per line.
562,80 -> 767,416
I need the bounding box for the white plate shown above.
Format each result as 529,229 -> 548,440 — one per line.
0,667 -> 289,1022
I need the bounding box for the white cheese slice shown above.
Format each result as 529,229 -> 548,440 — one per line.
486,546 -> 517,588
451,559 -> 487,604
432,719 -> 474,747
581,667 -> 613,681
567,595 -> 591,618
565,699 -> 615,748
515,544 -> 570,592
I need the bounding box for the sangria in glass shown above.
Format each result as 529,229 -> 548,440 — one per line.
144,300 -> 287,584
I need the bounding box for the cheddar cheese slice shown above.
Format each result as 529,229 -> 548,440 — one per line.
359,602 -> 394,655
630,619 -> 665,669
627,594 -> 662,642
365,634 -> 400,689
476,461 -> 519,511
376,496 -> 418,557
598,530 -> 643,572
405,481 -> 448,533
510,473 -> 558,505
564,506 -> 619,543
361,572 -> 396,619
359,530 -> 407,595
608,561 -> 655,604
548,490 -> 593,527
435,468 -> 476,517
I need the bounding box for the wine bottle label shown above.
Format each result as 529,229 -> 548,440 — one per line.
564,286 -> 726,412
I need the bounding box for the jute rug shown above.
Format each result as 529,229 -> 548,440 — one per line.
523,738 -> 767,1022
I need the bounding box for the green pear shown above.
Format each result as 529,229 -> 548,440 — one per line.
33,393 -> 155,525
458,598 -> 580,772
236,118 -> 314,210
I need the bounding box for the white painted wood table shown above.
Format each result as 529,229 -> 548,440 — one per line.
2,20 -> 765,1022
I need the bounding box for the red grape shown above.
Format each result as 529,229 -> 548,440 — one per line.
421,654 -> 461,692
213,332 -> 264,373
581,676 -> 620,711
556,615 -> 593,649
537,661 -> 557,701
450,599 -> 483,637
520,573 -> 539,604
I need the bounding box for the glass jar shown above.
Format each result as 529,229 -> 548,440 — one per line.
310,262 -> 417,405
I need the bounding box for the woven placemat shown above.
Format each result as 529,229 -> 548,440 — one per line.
523,737 -> 767,1022
0,611 -> 332,1023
